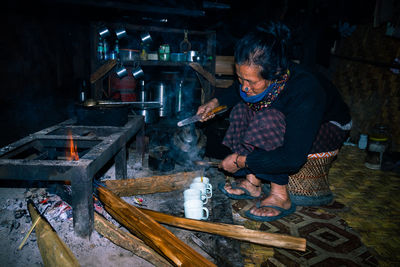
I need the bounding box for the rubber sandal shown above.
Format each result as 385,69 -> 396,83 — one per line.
218,181 -> 261,200
244,201 -> 296,222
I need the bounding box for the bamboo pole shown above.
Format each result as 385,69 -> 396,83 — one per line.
104,171 -> 198,196
94,212 -> 172,267
97,185 -> 216,267
27,200 -> 80,267
138,208 -> 306,252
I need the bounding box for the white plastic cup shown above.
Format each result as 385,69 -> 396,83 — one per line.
193,176 -> 213,192
184,199 -> 209,220
183,188 -> 207,204
190,182 -> 212,199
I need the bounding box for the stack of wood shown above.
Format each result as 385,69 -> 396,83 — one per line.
95,171 -> 306,266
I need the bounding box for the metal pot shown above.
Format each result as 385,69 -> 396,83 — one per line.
75,103 -> 129,126
132,106 -> 159,124
148,146 -> 175,172
186,50 -> 199,62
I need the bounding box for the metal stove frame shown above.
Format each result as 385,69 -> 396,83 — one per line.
0,115 -> 144,237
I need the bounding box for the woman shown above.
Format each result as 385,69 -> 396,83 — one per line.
197,21 -> 351,221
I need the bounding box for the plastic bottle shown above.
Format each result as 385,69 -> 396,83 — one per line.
97,37 -> 104,61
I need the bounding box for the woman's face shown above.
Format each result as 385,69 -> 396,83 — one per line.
235,64 -> 271,96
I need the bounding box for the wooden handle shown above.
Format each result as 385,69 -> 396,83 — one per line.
207,105 -> 227,116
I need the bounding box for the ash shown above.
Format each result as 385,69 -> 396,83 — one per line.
0,147 -> 230,267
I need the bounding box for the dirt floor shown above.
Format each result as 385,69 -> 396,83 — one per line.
0,149 -> 221,267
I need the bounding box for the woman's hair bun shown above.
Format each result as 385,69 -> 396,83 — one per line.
256,21 -> 291,44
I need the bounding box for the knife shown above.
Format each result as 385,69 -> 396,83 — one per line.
177,105 -> 228,127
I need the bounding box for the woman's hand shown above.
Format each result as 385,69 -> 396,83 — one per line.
220,153 -> 246,173
196,98 -> 219,122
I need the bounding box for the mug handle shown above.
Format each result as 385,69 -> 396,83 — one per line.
205,187 -> 212,198
202,207 -> 209,220
201,194 -> 208,204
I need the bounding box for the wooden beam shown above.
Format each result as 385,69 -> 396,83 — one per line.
189,63 -> 216,86
104,171 -> 198,196
97,186 -> 216,267
90,59 -> 117,84
94,212 -> 171,267
27,200 -> 80,267
138,208 -> 306,252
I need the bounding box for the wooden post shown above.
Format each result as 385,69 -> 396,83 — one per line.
27,200 -> 80,267
97,185 -> 216,267
94,213 -> 172,267
138,208 -> 307,252
104,171 -> 198,196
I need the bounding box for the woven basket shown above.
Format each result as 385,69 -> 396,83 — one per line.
287,150 -> 339,206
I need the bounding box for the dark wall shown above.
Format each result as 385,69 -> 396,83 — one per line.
1,4 -> 91,147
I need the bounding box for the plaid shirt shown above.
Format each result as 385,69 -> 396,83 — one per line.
223,102 -> 286,156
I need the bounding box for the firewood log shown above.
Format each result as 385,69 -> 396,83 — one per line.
94,212 -> 171,267
27,200 -> 80,267
97,186 -> 216,267
138,208 -> 306,252
104,171 -> 198,196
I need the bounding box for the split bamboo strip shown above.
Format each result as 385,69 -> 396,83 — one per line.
104,171 -> 198,196
138,208 -> 306,252
93,212 -> 172,267
97,186 -> 216,267
27,200 -> 80,267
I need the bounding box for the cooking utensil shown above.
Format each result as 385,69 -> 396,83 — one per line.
193,160 -> 221,168
177,105 -> 228,127
186,50 -> 199,62
180,29 -> 191,53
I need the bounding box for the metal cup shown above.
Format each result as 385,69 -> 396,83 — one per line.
140,32 -> 152,44
98,27 -> 110,38
116,66 -> 128,78
115,28 -> 127,39
132,67 -> 144,79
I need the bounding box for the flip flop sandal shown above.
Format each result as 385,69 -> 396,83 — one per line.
244,201 -> 296,222
218,181 -> 261,200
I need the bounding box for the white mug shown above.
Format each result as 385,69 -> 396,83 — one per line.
184,199 -> 209,220
184,188 -> 208,204
190,182 -> 212,199
193,176 -> 213,192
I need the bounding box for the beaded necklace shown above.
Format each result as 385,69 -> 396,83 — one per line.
246,70 -> 290,112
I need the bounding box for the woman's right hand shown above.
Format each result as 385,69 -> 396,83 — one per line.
196,98 -> 220,122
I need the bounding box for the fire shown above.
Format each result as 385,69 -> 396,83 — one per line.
66,130 -> 79,161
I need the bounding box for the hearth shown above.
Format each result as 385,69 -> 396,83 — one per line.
0,115 -> 144,237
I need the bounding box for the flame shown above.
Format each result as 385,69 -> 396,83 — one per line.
66,130 -> 79,161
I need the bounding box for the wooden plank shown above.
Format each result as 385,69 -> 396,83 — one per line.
90,59 -> 117,84
27,200 -> 80,267
104,171 -> 198,196
94,212 -> 172,267
138,208 -> 306,252
189,63 -> 216,86
97,186 -> 217,267
215,55 -> 235,76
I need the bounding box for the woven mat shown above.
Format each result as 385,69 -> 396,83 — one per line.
230,197 -> 378,266
329,145 -> 400,266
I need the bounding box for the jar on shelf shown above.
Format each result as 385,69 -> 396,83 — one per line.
364,125 -> 390,170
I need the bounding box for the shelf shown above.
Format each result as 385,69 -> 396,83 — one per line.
119,60 -> 212,68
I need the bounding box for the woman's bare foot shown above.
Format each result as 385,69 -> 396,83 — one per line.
248,183 -> 291,217
224,174 -> 262,198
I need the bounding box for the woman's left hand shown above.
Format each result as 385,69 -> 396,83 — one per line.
221,153 -> 244,173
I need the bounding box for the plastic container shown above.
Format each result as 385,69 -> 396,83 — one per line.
365,125 -> 389,170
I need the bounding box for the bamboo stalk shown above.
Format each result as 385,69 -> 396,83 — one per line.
97,185 -> 216,267
27,200 -> 80,267
138,208 -> 306,252
94,212 -> 172,267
